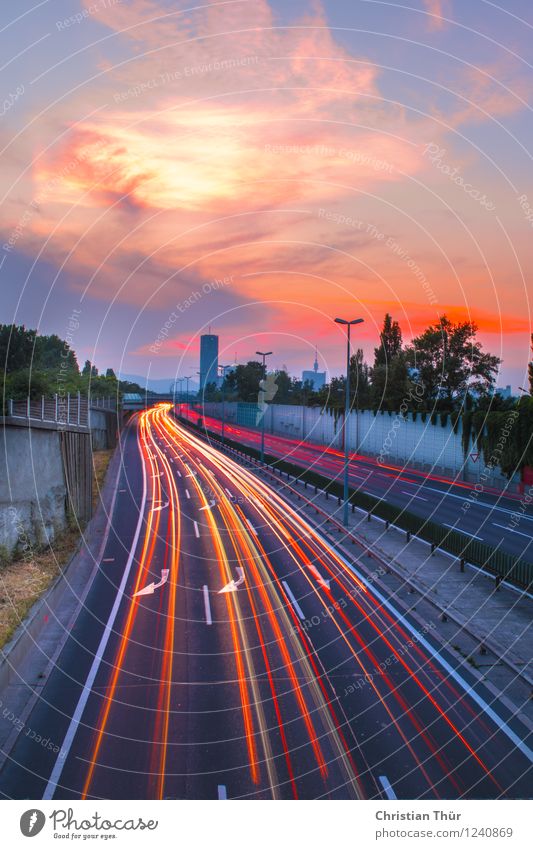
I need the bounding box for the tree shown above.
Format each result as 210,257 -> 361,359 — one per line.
350,348 -> 371,407
0,324 -> 37,373
225,361 -> 264,402
405,315 -> 501,405
105,368 -> 117,379
82,360 -> 98,378
34,334 -> 79,374
371,352 -> 412,410
373,313 -> 403,368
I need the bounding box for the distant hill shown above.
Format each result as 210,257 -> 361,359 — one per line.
119,373 -> 199,394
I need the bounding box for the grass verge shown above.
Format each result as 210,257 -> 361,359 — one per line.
0,448 -> 114,649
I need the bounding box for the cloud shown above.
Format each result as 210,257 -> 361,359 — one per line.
423,0 -> 452,31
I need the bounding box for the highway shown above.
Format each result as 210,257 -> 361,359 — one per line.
182,408 -> 533,562
0,405 -> 531,800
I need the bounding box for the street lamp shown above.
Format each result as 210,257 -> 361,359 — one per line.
176,378 -> 184,414
334,317 -> 364,526
220,365 -> 232,444
256,350 -> 273,463
184,376 -> 192,418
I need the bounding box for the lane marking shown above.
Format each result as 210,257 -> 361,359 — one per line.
102,558 -> 115,563
401,491 -> 428,501
119,489 -> 127,493
218,567 -> 245,594
379,775 -> 397,800
193,521 -> 200,538
133,569 -> 170,598
185,489 -> 191,499
308,563 -> 331,590
281,580 -> 305,620
492,522 -> 532,540
421,484 -> 533,521
326,538 -> 533,764
203,585 -> 212,625
177,470 -> 182,477
217,784 -> 227,800
245,518 -> 257,535
443,523 -> 483,541
43,422 -> 149,799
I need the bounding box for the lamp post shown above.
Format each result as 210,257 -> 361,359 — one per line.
220,365 -> 231,444
256,350 -> 273,463
334,317 -> 364,526
176,378 -> 184,414
184,376 -> 192,419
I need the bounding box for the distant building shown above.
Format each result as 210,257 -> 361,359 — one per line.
199,334 -> 219,391
302,348 -> 326,391
495,384 -> 513,399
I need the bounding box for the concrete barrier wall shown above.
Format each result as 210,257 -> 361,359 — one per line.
198,402 -> 519,491
0,423 -> 68,554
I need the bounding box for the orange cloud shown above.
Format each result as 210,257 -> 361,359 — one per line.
423,0 -> 452,31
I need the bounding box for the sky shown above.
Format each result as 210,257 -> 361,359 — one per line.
1,0 -> 532,390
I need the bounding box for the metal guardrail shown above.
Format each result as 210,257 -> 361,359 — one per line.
7,394 -> 116,427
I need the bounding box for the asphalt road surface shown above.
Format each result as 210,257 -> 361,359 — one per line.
0,405 -> 531,800
182,408 -> 533,562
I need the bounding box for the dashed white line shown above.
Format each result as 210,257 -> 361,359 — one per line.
379,775 -> 397,799
245,518 -> 257,535
443,523 -> 483,541
217,784 -> 227,800
282,580 -> 305,620
401,491 -> 428,501
177,470 -> 182,477
203,585 -> 212,625
194,521 -> 200,538
185,489 -> 191,499
492,522 -> 532,539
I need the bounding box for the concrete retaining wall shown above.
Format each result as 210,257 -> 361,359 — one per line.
0,423 -> 68,555
198,402 -> 519,492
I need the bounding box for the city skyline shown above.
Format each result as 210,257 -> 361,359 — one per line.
2,1 -> 532,390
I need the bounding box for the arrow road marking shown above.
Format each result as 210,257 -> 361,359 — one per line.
152,501 -> 169,512
199,500 -> 216,511
218,567 -> 245,594
133,569 -> 170,598
308,563 -> 330,590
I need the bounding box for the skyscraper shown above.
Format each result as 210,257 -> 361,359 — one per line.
199,334 -> 219,390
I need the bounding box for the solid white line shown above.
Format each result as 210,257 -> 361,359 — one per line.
423,484 -> 533,520
185,489 -> 191,499
281,580 -> 305,620
401,491 -> 428,501
379,775 -> 397,800
444,523 -> 483,540
492,522 -> 532,539
203,585 -> 212,625
327,538 -> 533,764
43,423 -> 149,799
194,521 -> 200,538
217,784 -> 227,800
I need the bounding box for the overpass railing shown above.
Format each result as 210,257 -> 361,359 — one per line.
6,394 -> 116,427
